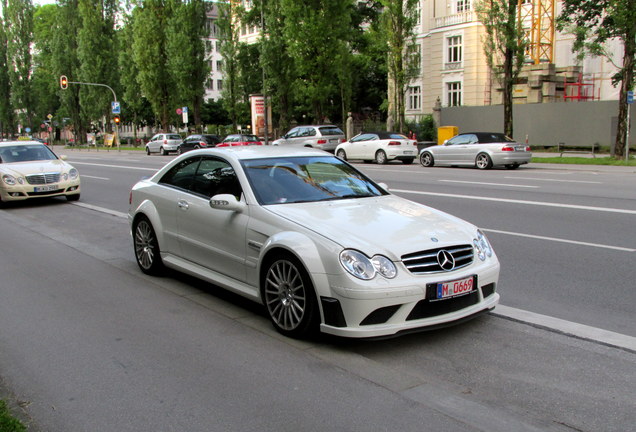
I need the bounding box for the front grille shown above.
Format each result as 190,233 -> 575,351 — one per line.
401,244 -> 473,274
27,189 -> 64,196
26,173 -> 61,185
406,291 -> 480,320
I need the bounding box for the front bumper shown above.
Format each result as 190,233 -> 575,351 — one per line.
317,259 -> 500,338
0,181 -> 81,201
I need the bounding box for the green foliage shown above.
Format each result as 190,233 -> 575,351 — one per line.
406,115 -> 436,141
0,400 -> 26,432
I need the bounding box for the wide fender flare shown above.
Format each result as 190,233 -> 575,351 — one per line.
131,199 -> 165,248
259,231 -> 332,297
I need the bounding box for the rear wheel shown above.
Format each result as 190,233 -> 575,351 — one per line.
375,150 -> 388,165
419,152 -> 434,167
475,153 -> 493,170
336,149 -> 347,161
133,217 -> 164,275
160,146 -> 167,156
262,253 -> 319,338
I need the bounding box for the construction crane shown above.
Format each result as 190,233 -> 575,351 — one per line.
517,0 -> 555,64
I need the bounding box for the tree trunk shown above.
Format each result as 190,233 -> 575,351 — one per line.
503,0 -> 517,138
614,35 -> 635,159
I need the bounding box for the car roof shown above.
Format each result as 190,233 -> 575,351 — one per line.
179,145 -> 329,161
361,131 -> 406,139
0,140 -> 45,148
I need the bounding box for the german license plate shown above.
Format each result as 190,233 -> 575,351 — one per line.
403,150 -> 413,154
34,185 -> 57,192
436,276 -> 475,300
514,145 -> 526,151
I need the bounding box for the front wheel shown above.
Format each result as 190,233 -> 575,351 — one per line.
133,217 -> 164,275
375,150 -> 387,165
419,152 -> 434,167
262,253 -> 319,338
336,149 -> 347,161
475,153 -> 493,170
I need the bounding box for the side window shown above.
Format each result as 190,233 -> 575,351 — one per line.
306,128 -> 317,137
352,134 -> 374,143
159,157 -> 200,190
467,134 -> 478,144
287,128 -> 299,138
191,157 -> 242,199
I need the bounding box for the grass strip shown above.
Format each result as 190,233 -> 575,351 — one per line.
0,400 -> 26,432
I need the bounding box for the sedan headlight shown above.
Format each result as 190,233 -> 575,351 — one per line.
340,249 -> 397,280
69,168 -> 79,180
2,174 -> 21,185
473,230 -> 493,261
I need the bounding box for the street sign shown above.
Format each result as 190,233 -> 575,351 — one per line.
627,91 -> 634,104
112,101 -> 121,114
182,106 -> 188,114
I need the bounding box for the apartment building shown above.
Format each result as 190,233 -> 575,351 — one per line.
203,3 -> 224,101
406,0 -> 622,121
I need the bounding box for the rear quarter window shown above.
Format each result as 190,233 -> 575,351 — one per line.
318,127 -> 344,136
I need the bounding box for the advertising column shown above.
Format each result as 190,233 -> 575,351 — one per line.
250,94 -> 272,140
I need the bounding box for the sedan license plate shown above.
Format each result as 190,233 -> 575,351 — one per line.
34,185 -> 58,192
514,145 -> 526,151
436,276 -> 475,300
403,150 -> 413,155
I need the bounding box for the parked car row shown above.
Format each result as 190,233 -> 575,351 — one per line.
144,129 -> 532,171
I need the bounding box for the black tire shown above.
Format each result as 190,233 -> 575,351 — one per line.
419,152 -> 434,167
336,149 -> 347,161
375,150 -> 388,165
66,193 -> 80,202
505,164 -> 520,170
146,146 -> 151,155
402,158 -> 414,165
475,153 -> 493,170
133,216 -> 164,275
160,146 -> 167,156
262,252 -> 319,338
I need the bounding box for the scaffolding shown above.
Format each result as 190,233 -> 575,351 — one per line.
564,73 -> 597,101
518,0 -> 555,65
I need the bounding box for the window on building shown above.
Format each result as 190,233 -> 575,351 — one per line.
447,82 -> 462,106
407,86 -> 421,111
456,0 -> 471,13
208,60 -> 214,72
446,35 -> 462,69
216,60 -> 222,72
407,44 -> 421,75
217,79 -> 223,91
414,2 -> 421,27
206,79 -> 214,91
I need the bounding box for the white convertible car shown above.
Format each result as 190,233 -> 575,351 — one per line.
128,146 -> 500,339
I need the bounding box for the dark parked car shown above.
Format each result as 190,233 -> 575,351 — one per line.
178,134 -> 222,154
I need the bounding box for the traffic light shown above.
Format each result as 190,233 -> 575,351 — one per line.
60,75 -> 68,89
113,115 -> 120,124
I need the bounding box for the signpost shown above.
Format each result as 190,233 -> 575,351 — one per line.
627,91 -> 633,162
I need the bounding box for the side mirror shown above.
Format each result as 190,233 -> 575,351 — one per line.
378,182 -> 389,192
60,155 -> 68,160
209,194 -> 246,212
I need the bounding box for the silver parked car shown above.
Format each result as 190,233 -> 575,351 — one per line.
272,125 -> 345,152
145,133 -> 183,155
419,132 -> 532,170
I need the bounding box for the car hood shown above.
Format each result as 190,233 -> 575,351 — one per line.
0,159 -> 72,176
266,195 -> 478,259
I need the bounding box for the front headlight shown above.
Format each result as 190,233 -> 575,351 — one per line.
2,174 -> 18,185
340,249 -> 397,280
69,168 -> 79,180
473,230 -> 493,261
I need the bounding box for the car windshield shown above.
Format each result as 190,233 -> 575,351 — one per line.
242,155 -> 387,205
318,126 -> 344,136
0,144 -> 57,163
242,135 -> 259,141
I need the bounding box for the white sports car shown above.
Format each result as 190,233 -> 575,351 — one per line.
0,141 -> 80,206
335,131 -> 418,164
128,146 -> 500,339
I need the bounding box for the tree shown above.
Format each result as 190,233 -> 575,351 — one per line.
132,0 -> 175,131
5,0 -> 35,132
476,0 -> 527,138
0,0 -> 15,137
558,0 -> 636,158
217,0 -> 242,129
281,0 -> 355,123
166,0 -> 208,131
380,0 -> 418,133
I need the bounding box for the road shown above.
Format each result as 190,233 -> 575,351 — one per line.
0,148 -> 634,432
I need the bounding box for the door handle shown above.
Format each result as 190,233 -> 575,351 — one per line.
177,200 -> 189,210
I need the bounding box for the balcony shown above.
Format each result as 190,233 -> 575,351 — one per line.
433,11 -> 476,29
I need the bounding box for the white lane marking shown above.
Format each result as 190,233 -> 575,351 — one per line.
81,175 -> 110,180
439,180 -> 539,188
483,228 -> 636,252
392,189 -> 636,215
71,161 -> 158,171
505,176 -> 602,184
73,201 -> 635,351
492,305 -> 636,353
